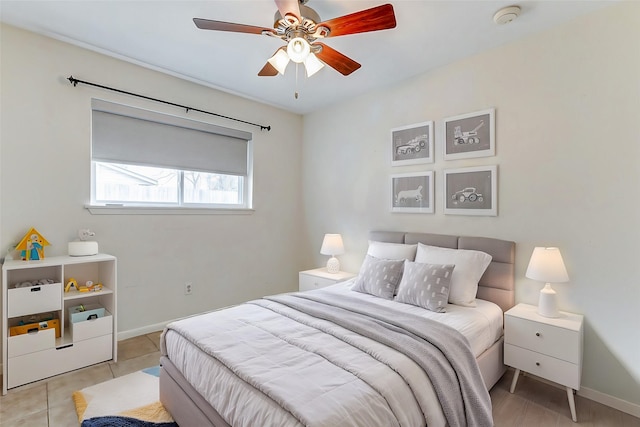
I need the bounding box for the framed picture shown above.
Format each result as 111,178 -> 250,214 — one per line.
443,108 -> 495,160
391,121 -> 434,166
391,171 -> 434,213
443,165 -> 497,216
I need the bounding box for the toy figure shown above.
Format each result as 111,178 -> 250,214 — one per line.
65,278 -> 78,292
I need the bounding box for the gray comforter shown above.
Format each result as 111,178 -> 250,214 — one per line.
164,288 -> 494,426
255,291 -> 493,427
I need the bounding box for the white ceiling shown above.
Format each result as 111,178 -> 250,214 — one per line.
0,1 -> 614,115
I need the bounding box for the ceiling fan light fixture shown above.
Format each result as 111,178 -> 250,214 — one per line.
287,37 -> 311,63
268,48 -> 290,74
303,52 -> 324,77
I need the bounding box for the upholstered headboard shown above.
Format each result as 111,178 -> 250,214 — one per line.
369,231 -> 515,312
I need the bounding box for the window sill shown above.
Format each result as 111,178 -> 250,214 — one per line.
86,205 -> 255,215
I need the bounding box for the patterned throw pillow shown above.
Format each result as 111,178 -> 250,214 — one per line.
351,255 -> 405,299
394,260 -> 455,312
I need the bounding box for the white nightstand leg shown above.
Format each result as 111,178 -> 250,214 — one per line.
566,387 -> 577,422
509,368 -> 521,393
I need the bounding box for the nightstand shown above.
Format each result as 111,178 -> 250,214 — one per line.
504,303 -> 584,422
299,268 -> 356,292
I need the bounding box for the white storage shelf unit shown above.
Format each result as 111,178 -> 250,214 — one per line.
2,254 -> 117,394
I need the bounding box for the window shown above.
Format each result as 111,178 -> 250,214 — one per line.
90,99 -> 252,210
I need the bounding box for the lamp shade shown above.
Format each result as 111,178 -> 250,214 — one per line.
320,234 -> 345,256
526,247 -> 569,283
526,247 -> 569,318
321,234 -> 344,274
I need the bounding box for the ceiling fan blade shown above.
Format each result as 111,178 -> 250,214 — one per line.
314,43 -> 361,76
274,0 -> 301,20
318,4 -> 396,37
258,62 -> 279,77
193,18 -> 275,35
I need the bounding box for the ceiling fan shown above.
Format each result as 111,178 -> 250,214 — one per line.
193,0 -> 396,78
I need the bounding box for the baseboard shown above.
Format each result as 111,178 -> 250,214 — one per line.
516,370 -> 640,418
116,306 -> 233,341
117,320 -> 171,341
578,386 -> 640,418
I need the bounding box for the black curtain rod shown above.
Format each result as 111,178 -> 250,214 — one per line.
67,76 -> 271,131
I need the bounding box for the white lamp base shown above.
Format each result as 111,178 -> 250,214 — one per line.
326,256 -> 340,274
538,283 -> 560,318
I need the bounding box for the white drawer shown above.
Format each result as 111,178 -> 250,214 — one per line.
505,315 -> 580,363
505,343 -> 581,389
299,274 -> 336,291
71,312 -> 113,342
7,283 -> 62,318
8,334 -> 112,389
8,328 -> 56,358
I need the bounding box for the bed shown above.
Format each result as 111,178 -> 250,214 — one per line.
159,231 -> 515,427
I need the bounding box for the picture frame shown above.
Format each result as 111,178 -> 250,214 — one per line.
390,121 -> 434,166
443,108 -> 495,160
443,165 -> 497,216
391,171 -> 434,213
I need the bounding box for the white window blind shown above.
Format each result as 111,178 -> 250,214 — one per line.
91,99 -> 251,176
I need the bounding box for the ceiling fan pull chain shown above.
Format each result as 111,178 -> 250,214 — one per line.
295,63 -> 300,99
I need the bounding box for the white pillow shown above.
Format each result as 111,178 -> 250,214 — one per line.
414,243 -> 492,307
367,241 -> 417,260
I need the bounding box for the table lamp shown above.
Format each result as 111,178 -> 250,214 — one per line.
320,234 -> 345,274
525,247 -> 569,318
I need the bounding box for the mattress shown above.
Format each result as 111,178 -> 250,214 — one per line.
329,279 -> 504,357
162,282 -> 502,427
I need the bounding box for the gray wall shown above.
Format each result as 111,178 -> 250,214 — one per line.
302,2 -> 639,411
0,24 -> 304,338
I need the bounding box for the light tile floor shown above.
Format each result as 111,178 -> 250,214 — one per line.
2,332 -> 639,426
0,332 -> 162,427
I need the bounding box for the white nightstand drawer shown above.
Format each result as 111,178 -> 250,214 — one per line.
505,343 -> 581,389
299,274 -> 336,292
299,269 -> 356,292
505,315 -> 580,363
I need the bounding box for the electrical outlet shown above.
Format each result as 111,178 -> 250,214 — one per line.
184,282 -> 193,295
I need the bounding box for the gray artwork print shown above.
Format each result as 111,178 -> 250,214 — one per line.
392,125 -> 430,161
447,171 -> 491,210
454,120 -> 484,145
446,113 -> 490,154
393,176 -> 429,208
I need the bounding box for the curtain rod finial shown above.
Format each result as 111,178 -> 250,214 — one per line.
68,76 -> 78,87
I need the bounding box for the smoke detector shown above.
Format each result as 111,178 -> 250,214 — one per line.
493,6 -> 521,25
